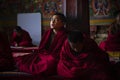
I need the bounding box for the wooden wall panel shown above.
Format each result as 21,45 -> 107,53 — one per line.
66,0 -> 77,17
78,0 -> 90,35
65,0 -> 90,35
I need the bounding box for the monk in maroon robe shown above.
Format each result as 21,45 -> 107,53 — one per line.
99,17 -> 120,80
99,22 -> 120,51
0,31 -> 15,71
14,13 -> 67,77
11,26 -> 33,47
57,30 -> 114,80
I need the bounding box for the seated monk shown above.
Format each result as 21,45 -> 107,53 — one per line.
11,26 -> 33,47
99,10 -> 120,52
57,30 -> 115,80
99,22 -> 120,52
0,31 -> 15,71
99,11 -> 120,80
14,12 -> 67,77
99,22 -> 120,63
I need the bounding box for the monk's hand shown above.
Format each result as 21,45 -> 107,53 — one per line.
12,52 -> 31,57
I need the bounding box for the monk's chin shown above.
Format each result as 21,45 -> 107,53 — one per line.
51,27 -> 55,29
50,26 -> 54,29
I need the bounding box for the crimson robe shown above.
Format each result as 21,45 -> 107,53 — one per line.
0,32 -> 15,71
57,38 -> 114,80
99,32 -> 120,80
15,29 -> 67,76
99,32 -> 120,51
11,29 -> 33,47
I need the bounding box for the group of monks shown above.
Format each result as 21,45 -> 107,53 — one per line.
0,11 -> 120,80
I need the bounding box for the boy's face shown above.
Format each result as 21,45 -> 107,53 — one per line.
69,41 -> 83,52
50,15 -> 64,30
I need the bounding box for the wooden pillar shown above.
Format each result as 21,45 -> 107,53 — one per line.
65,0 -> 90,35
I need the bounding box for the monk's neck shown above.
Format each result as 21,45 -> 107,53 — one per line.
53,29 -> 57,34
53,28 -> 63,34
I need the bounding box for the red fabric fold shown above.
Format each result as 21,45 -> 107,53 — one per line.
15,29 -> 67,75
11,29 -> 33,47
99,32 -> 120,51
57,38 -> 113,80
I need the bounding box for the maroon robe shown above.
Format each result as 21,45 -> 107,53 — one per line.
11,29 -> 33,47
0,32 -> 15,71
99,32 -> 120,80
15,29 -> 67,76
57,38 -> 114,80
99,32 -> 120,51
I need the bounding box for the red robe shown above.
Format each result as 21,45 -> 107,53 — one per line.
0,32 -> 15,71
57,38 -> 114,80
99,32 -> 120,80
11,29 -> 33,47
15,29 -> 67,76
99,32 -> 120,51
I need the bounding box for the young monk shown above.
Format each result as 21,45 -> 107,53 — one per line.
0,31 -> 15,71
14,12 -> 67,76
99,22 -> 120,51
57,30 -> 115,80
99,10 -> 120,51
11,26 -> 33,47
